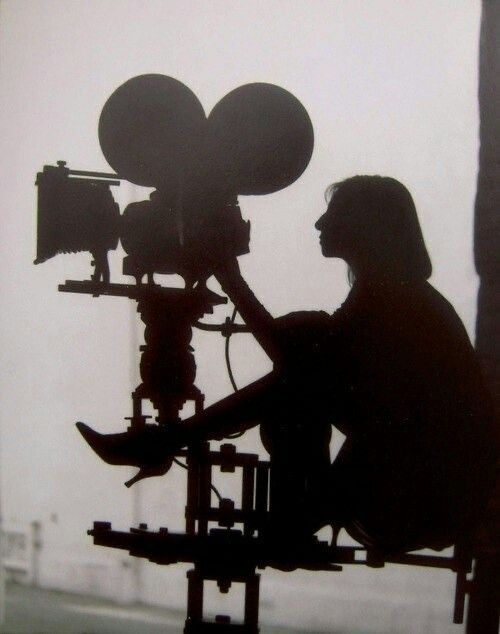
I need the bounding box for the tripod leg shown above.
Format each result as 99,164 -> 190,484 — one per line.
185,568 -> 204,632
466,556 -> 499,634
244,573 -> 260,632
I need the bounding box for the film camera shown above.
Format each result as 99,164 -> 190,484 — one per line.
35,74 -> 314,287
34,73 -> 314,474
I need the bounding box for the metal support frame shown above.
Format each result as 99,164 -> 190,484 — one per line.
182,443 -> 268,631
89,439 -> 476,631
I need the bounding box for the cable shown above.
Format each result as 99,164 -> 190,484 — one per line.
194,305 -> 245,438
172,305 -> 243,496
225,306 -> 239,392
173,457 -> 223,502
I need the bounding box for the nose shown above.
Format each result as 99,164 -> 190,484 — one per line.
315,212 -> 327,231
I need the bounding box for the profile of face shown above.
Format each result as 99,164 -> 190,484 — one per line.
315,193 -> 356,262
314,176 -> 432,282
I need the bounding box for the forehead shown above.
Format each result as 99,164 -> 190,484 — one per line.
326,189 -> 344,213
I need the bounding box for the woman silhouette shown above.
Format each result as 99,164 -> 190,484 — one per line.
79,175 -> 496,553
190,175 -> 496,553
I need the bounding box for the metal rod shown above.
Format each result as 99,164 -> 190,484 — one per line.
194,321 -> 250,334
68,168 -> 120,179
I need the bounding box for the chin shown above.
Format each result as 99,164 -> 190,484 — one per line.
320,243 -> 336,258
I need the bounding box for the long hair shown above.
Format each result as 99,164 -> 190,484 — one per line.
325,176 -> 432,281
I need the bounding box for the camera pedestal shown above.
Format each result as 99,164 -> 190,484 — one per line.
88,438 -> 475,632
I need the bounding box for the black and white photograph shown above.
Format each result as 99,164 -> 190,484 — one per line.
0,2 -> 498,632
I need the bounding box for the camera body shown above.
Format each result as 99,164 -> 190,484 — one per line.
35,75 -> 313,286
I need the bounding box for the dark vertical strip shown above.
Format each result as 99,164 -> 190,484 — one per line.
475,1 -> 500,405
185,449 -> 200,534
242,465 -> 256,536
185,568 -> 204,626
255,464 -> 270,520
244,573 -> 261,630
468,3 -> 500,633
198,446 -> 211,536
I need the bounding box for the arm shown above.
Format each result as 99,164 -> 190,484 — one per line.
214,258 -> 283,363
